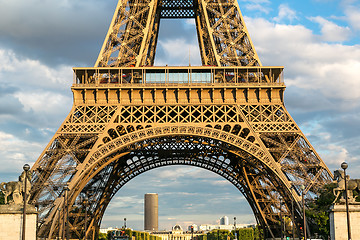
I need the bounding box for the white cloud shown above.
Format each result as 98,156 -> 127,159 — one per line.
245,17 -> 360,106
309,16 -> 351,42
289,59 -> 360,100
273,4 -> 298,23
15,91 -> 71,115
344,6 -> 360,30
0,49 -> 72,91
0,49 -> 73,179
185,19 -> 196,26
210,180 -> 231,186
0,0 -> 115,66
0,131 -> 41,175
244,3 -> 270,14
0,48 -> 73,127
155,39 -> 202,66
318,144 -> 348,166
244,15 -> 360,179
107,195 -> 143,210
153,166 -> 216,181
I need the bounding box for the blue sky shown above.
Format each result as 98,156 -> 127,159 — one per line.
0,0 -> 360,231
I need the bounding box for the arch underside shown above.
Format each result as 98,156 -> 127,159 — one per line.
84,136 -> 297,237
29,104 -> 333,239
45,135 -> 303,239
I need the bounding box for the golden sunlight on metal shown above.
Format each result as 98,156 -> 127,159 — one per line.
28,0 -> 332,239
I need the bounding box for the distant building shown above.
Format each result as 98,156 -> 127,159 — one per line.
100,227 -> 118,234
152,224 -> 202,240
187,224 -> 199,232
220,216 -> 229,225
144,193 -> 159,231
197,223 -> 254,232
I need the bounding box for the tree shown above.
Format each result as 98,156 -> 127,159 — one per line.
253,226 -> 263,240
306,183 -> 336,239
197,234 -> 207,240
238,228 -> 253,240
99,232 -> 108,240
125,228 -> 133,238
207,230 -> 232,240
0,190 -> 4,204
307,179 -> 360,238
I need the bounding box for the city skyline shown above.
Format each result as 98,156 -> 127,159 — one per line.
100,166 -> 257,230
101,214 -> 254,232
0,0 -> 359,230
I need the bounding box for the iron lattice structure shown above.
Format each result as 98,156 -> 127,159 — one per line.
28,0 -> 332,239
95,0 -> 261,67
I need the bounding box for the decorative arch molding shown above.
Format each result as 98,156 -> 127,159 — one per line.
43,125 -> 303,239
84,146 -> 277,238
78,125 -> 288,187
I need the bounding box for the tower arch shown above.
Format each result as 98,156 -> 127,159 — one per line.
27,0 -> 333,238
41,126 -> 302,239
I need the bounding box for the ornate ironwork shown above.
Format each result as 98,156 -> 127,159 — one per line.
94,0 -> 260,67
27,0 -> 333,239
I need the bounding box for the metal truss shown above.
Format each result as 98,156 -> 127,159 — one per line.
29,97 -> 332,239
27,0 -> 333,239
95,0 -> 260,67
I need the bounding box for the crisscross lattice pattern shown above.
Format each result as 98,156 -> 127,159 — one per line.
95,0 -> 260,67
28,0 -> 332,238
30,99 -> 332,239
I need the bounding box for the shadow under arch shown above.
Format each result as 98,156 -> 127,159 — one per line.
48,126 -> 303,239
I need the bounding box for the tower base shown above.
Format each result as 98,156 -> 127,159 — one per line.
330,203 -> 360,240
0,204 -> 37,240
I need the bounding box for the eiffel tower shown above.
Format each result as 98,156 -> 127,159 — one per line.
29,0 -> 333,239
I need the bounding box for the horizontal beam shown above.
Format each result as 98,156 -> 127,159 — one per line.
71,86 -> 285,105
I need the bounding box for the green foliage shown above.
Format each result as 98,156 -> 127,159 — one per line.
99,232 -> 108,240
0,191 -> 4,205
355,194 -> 360,202
205,228 -> 258,240
306,183 -> 336,239
141,231 -> 146,240
197,234 -> 207,240
237,228 -> 253,240
107,231 -> 112,240
253,226 -> 263,240
207,230 -> 232,240
353,187 -> 360,202
119,229 -> 159,240
125,228 -> 133,237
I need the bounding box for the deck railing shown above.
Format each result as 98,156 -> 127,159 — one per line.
73,66 -> 284,86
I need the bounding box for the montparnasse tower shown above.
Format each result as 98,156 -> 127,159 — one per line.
145,193 -> 159,231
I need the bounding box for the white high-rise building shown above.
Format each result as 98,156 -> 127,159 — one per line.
220,216 -> 229,225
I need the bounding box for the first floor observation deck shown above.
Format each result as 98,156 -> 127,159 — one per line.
71,66 -> 286,105
73,66 -> 284,88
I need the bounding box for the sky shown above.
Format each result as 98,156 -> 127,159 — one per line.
0,0 -> 360,232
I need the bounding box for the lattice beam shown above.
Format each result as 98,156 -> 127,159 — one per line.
95,0 -> 260,67
27,0 -> 332,238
